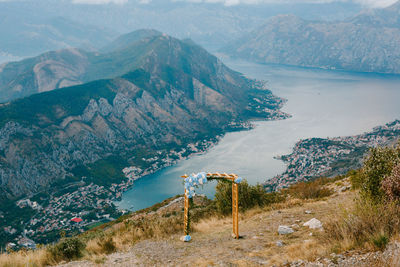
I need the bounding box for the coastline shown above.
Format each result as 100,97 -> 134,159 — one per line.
114,116 -> 290,209
265,120 -> 400,191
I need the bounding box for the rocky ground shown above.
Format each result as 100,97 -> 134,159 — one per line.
57,179 -> 400,267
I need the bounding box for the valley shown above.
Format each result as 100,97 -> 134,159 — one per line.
0,34 -> 289,248
117,59 -> 400,212
0,1 -> 400,263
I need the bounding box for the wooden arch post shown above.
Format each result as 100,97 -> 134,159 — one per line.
182,172 -> 240,240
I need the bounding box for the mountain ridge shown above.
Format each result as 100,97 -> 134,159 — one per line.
221,2 -> 400,74
0,30 -> 257,104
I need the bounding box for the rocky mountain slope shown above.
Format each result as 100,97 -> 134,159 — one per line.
0,32 -> 287,204
0,29 -> 273,103
0,29 -> 160,103
221,1 -> 400,74
0,48 -> 90,102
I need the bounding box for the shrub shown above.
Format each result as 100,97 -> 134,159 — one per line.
381,163 -> 400,202
97,237 -> 116,254
348,169 -> 363,189
48,237 -> 85,261
214,180 -> 284,215
360,143 -> 400,202
371,234 -> 389,251
286,179 -> 333,200
323,200 -> 400,251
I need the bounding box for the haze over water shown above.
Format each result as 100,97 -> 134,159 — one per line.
116,59 -> 400,211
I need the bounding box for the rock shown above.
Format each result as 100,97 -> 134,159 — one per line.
278,225 -> 294,235
339,186 -> 351,192
303,218 -> 323,229
276,240 -> 284,247
305,210 -> 313,214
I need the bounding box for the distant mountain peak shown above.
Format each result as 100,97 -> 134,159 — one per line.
387,0 -> 400,10
101,29 -> 162,53
221,8 -> 400,74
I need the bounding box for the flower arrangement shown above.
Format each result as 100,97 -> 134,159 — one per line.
184,172 -> 208,199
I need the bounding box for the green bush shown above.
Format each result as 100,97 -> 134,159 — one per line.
348,169 -> 363,189
371,233 -> 389,251
214,180 -> 284,215
48,237 -> 86,261
360,143 -> 400,202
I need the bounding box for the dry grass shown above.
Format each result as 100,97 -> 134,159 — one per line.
0,249 -> 54,267
323,199 -> 400,252
265,239 -> 326,265
285,178 -> 334,200
192,216 -> 231,233
85,212 -> 184,256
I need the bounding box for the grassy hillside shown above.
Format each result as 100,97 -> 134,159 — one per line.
0,174 -> 357,266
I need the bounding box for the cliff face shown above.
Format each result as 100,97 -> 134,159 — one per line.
221,2 -> 400,74
0,33 -> 287,202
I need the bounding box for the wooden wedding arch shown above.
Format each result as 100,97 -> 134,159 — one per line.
181,172 -> 241,241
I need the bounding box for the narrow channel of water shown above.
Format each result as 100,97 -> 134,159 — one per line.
116,59 -> 400,211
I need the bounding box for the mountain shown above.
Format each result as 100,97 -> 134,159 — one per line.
0,13 -> 116,62
349,1 -> 400,28
0,29 -> 198,103
0,32 -> 287,204
0,0 -> 363,58
101,29 -> 163,53
0,48 -> 90,102
221,2 -> 400,74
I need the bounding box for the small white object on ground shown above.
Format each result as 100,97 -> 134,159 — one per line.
180,235 -> 191,242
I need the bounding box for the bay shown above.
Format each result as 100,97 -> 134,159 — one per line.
116,59 -> 400,211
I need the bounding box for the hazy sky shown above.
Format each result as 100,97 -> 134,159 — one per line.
69,0 -> 398,8
0,0 -> 396,8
